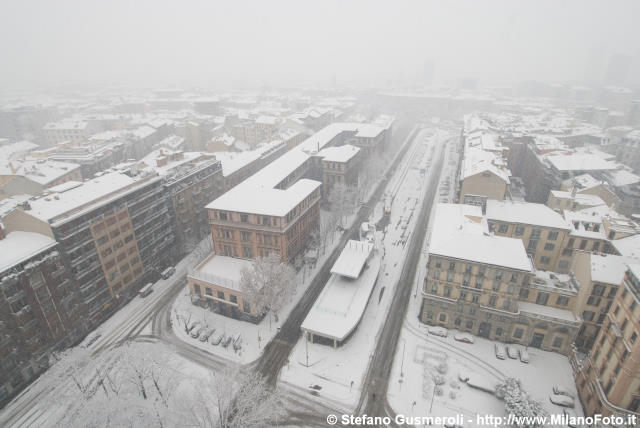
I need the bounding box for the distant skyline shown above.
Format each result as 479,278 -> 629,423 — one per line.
1,0 -> 640,91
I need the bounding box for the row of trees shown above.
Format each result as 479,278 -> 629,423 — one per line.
41,342 -> 285,427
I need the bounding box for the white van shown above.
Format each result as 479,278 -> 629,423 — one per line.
161,267 -> 175,279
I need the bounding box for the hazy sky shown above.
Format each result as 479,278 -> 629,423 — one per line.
1,0 -> 639,91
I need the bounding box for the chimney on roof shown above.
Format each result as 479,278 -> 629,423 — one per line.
9,162 -> 16,174
0,222 -> 6,240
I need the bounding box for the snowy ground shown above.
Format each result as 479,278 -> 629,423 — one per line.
170,210 -> 353,364
386,140 -> 585,426
279,128 -> 453,409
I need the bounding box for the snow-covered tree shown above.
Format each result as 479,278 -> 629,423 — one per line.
496,377 -> 548,428
328,183 -> 357,226
239,253 -> 297,319
184,367 -> 285,428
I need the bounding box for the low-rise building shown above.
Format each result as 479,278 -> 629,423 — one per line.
313,144 -> 362,198
0,159 -> 82,197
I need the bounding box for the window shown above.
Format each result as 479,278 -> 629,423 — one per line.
431,284 -> 438,293
510,273 -> 518,283
460,291 -> 467,301
241,231 -> 251,242
592,285 -> 605,296
519,288 -> 529,299
193,284 -> 201,295
447,271 -> 454,282
631,332 -> 637,344
492,281 -> 500,292
592,242 -> 600,252
124,234 -> 133,244
608,287 -> 617,298
454,318 -> 461,326
496,327 -> 503,336
223,245 -> 233,257
439,313 -> 446,322
243,300 -> 251,313
448,262 -> 455,271
426,312 -> 433,319
489,295 -> 497,307
548,231 -> 558,241
507,285 -> 515,294
475,279 -> 483,289
515,226 -> 525,236
544,243 -> 555,251
558,260 -> 569,270
242,247 -> 253,258
435,260 -> 442,268
466,321 -> 473,329
582,311 -> 595,322
240,214 -> 249,223
472,294 -> 479,303
205,288 -> 212,296
580,239 -> 587,250
478,266 -> 485,276
531,228 -> 541,238
587,296 -> 601,306
498,224 -> 508,233
230,295 -> 238,304
262,216 -> 270,225
553,337 -> 564,348
562,248 -> 572,256
433,270 -> 440,280
513,328 -> 524,339
219,211 -> 228,221
97,235 -> 108,246
540,256 -> 551,265
527,240 -> 538,251
495,270 -> 503,280
217,291 -> 225,300
469,307 -> 476,315
536,292 -> 549,305
567,238 -> 575,247
502,299 -> 510,310
465,264 -> 472,273
556,296 -> 569,306
444,286 -> 451,297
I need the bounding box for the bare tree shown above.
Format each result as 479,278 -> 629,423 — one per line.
328,183 -> 357,227
239,253 -> 297,320
496,377 -> 548,428
184,367 -> 285,428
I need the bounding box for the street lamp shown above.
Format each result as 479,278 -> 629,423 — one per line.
400,338 -> 406,377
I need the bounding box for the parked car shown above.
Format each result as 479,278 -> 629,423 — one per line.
428,326 -> 448,338
507,346 -> 518,359
210,334 -> 223,346
519,348 -> 530,363
553,385 -> 575,398
187,320 -> 201,333
494,344 -> 506,360
454,333 -> 474,344
200,328 -> 215,342
233,334 -> 242,351
222,335 -> 233,348
550,393 -> 575,408
190,325 -> 204,339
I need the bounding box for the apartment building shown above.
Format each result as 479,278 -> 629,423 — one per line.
313,144 -> 362,198
572,252 -> 636,351
547,188 -> 606,212
127,149 -> 223,255
420,204 -> 581,355
486,199 -> 570,271
0,229 -> 85,405
42,121 -> 93,145
574,265 -> 640,418
1,172 -> 175,325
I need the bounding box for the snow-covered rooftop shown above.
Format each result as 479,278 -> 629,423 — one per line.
330,240 -> 374,279
460,146 -> 510,183
189,254 -> 253,292
612,234 -> 640,259
486,199 -> 569,230
518,301 -> 581,324
0,159 -> 81,185
0,231 -> 57,272
0,141 -> 38,161
316,144 -> 360,163
590,254 -> 636,285
25,172 -> 147,223
545,153 -> 618,172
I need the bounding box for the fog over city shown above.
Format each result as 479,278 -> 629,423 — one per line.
1,0 -> 640,91
2,2 -> 640,428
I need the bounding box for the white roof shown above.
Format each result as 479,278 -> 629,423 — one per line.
572,173 -> 601,190
25,172 -> 139,223
430,203 -> 483,245
207,178 -> 321,217
605,168 -> 640,187
545,153 -> 618,172
0,231 -> 57,272
0,159 -> 81,185
330,240 -> 374,279
518,301 -> 580,324
316,145 -> 360,163
0,141 -> 38,161
301,247 -> 381,341
461,146 -> 510,183
486,199 -> 569,230
590,254 -> 636,285
190,254 -> 253,292
612,234 -> 640,259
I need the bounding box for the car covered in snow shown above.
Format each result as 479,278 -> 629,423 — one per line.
221,335 -> 233,348
199,327 -> 215,342
553,385 -> 575,397
550,393 -> 575,408
506,346 -> 518,359
454,333 -> 474,344
465,373 -> 497,394
494,344 -> 506,360
190,325 -> 204,338
519,348 -> 530,363
210,334 -> 223,346
428,326 -> 448,338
